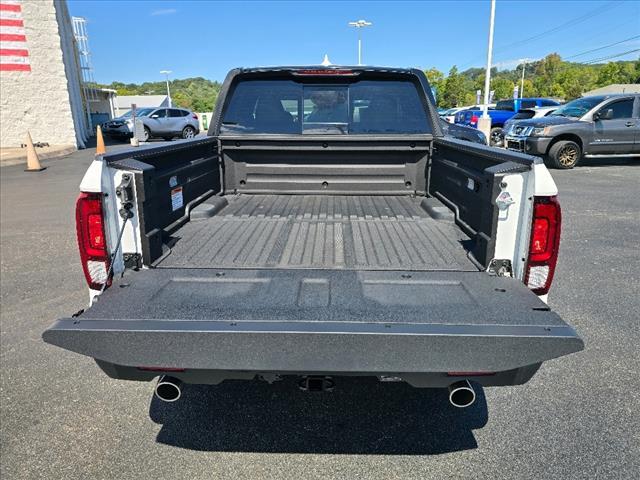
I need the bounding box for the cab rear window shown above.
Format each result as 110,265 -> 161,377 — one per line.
221,79 -> 431,135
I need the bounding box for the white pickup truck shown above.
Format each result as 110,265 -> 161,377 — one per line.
44,66 -> 583,408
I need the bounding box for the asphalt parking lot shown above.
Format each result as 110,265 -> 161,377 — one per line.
1,147 -> 638,479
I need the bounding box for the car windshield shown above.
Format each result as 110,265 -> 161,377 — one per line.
118,108 -> 154,119
135,108 -> 155,117
221,78 -> 431,135
550,97 -> 604,118
511,110 -> 536,120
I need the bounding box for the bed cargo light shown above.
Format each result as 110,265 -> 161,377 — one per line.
76,192 -> 110,290
525,196 -> 561,295
293,69 -> 357,76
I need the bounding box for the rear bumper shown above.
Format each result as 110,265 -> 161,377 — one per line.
94,359 -> 544,388
43,317 -> 583,378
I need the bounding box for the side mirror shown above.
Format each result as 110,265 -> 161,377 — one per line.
595,109 -> 613,121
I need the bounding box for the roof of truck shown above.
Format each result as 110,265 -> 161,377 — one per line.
237,65 -> 420,74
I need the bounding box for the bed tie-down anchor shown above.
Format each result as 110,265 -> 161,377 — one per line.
488,259 -> 513,277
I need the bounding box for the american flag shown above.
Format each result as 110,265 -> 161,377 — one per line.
0,0 -> 30,72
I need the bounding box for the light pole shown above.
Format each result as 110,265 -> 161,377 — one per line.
478,0 -> 496,144
348,19 -> 372,66
160,70 -> 172,107
481,0 -> 496,119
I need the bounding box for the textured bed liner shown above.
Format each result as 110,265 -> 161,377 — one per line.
157,195 -> 478,271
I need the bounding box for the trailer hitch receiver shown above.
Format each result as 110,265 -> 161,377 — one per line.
298,376 -> 335,392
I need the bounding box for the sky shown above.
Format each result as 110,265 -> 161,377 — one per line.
67,0 -> 640,84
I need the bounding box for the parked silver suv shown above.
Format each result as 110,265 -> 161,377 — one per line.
103,107 -> 200,141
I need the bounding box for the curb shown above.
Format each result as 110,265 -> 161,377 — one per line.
0,146 -> 77,168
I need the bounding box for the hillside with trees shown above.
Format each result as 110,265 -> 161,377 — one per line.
97,54 -> 639,111
427,53 -> 639,108
100,77 -> 222,112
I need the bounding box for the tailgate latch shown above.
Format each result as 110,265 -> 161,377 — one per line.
488,259 -> 513,277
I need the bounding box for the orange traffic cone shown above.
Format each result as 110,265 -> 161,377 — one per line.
24,132 -> 46,172
96,125 -> 106,155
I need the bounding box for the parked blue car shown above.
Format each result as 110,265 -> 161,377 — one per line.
455,98 -> 561,146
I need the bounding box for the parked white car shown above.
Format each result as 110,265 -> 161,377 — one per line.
440,104 -> 497,123
440,107 -> 467,123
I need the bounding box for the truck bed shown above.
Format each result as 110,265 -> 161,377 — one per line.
157,195 -> 478,271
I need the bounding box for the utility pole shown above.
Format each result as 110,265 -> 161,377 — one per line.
160,70 -> 172,107
478,0 -> 496,143
520,60 -> 527,99
348,19 -> 372,65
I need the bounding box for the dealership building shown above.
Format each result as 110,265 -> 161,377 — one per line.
0,0 -> 110,149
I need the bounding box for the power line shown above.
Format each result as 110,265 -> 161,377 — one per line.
580,48 -> 640,64
493,1 -> 622,54
487,17 -> 640,71
457,0 -> 624,70
565,35 -> 640,59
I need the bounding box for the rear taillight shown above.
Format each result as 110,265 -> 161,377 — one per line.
76,192 -> 110,290
192,113 -> 198,119
470,114 -> 478,125
525,196 -> 561,295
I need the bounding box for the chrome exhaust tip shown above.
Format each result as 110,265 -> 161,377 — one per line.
448,380 -> 476,408
155,375 -> 182,402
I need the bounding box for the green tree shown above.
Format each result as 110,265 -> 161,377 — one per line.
442,66 -> 466,107
596,62 -> 622,85
424,67 -> 445,105
520,79 -> 535,97
491,78 -> 514,101
99,77 -> 222,112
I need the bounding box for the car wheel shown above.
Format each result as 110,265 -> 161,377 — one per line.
143,127 -> 151,142
182,126 -> 196,139
490,127 -> 504,147
548,140 -> 581,169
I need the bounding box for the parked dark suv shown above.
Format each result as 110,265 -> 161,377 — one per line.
504,94 -> 639,168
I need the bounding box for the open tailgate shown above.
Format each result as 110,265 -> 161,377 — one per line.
43,268 -> 583,373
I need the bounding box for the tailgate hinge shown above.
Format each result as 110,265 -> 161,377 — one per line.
488,259 -> 513,277
123,253 -> 142,270
115,174 -> 135,220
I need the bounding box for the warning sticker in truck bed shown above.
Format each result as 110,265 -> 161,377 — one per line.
171,187 -> 183,211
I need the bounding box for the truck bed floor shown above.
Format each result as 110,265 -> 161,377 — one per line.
156,195 -> 478,271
